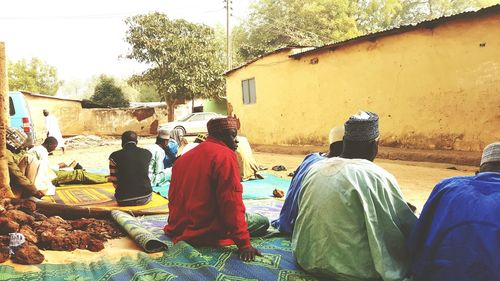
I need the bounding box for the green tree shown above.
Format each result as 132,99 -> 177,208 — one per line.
90,75 -> 129,108
124,12 -> 226,121
133,83 -> 160,102
232,0 -> 499,62
357,0 -> 499,33
8,57 -> 62,95
233,0 -> 360,62
424,0 -> 498,18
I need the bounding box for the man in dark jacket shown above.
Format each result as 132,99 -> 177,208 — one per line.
108,131 -> 152,206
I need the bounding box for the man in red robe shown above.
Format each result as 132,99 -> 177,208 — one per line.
164,117 -> 268,261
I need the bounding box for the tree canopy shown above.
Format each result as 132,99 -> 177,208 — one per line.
124,12 -> 226,120
8,57 -> 62,96
90,75 -> 129,108
232,0 -> 498,63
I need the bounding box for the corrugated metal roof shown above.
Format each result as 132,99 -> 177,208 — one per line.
224,4 -> 500,75
224,46 -> 315,76
290,4 -> 500,59
20,91 -> 82,102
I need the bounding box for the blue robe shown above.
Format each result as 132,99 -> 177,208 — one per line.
163,139 -> 179,168
271,152 -> 325,233
408,172 -> 500,281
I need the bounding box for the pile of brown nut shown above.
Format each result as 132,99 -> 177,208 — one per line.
0,199 -> 125,265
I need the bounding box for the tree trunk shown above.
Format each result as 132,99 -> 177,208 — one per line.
166,99 -> 175,122
0,42 -> 12,198
35,201 -> 167,219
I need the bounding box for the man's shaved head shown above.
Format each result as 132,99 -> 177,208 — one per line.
121,131 -> 138,146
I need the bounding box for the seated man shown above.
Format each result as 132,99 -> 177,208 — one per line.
146,128 -> 173,186
235,135 -> 262,181
108,131 -> 152,206
163,130 -> 179,168
165,117 -> 269,262
272,125 -> 344,234
180,133 -> 206,155
28,136 -> 59,195
292,112 -> 417,280
408,142 -> 500,281
4,127 -> 45,199
28,137 -> 107,187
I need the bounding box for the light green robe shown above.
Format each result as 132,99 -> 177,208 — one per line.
292,157 -> 417,281
146,144 -> 171,187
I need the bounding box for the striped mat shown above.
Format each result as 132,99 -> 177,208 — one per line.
42,182 -> 168,212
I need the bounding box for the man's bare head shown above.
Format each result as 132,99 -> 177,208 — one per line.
121,131 -> 138,147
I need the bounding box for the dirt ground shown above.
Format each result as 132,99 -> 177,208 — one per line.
50,137 -> 476,212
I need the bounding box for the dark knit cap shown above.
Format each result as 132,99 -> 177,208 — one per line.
344,111 -> 379,141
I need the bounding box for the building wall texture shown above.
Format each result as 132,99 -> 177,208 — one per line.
24,94 -> 168,140
225,11 -> 500,152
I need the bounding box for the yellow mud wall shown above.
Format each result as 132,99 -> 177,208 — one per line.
23,94 -> 168,139
24,95 -> 84,139
79,107 -> 169,136
226,13 -> 500,152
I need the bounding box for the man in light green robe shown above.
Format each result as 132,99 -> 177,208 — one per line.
146,129 -> 173,187
292,112 -> 417,281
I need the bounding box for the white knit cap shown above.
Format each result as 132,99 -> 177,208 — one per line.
158,128 -> 171,140
329,125 -> 345,144
480,142 -> 500,166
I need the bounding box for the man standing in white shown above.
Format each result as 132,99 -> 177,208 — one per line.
43,109 -> 65,153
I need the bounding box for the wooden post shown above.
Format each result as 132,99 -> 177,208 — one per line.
0,42 -> 12,198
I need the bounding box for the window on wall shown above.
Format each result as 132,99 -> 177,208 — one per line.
241,78 -> 256,104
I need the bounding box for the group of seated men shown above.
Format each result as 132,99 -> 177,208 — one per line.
273,111 -> 499,280
108,112 -> 499,280
4,127 -> 107,200
6,111 -> 497,280
107,117 -> 269,260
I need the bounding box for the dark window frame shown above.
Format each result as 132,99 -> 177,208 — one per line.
241,78 -> 256,105
9,97 -> 15,116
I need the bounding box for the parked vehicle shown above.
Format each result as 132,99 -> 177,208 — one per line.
159,112 -> 225,135
8,91 -> 36,145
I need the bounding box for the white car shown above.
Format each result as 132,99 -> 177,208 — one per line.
159,112 -> 225,135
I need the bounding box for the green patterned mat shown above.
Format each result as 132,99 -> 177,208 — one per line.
0,214 -> 323,281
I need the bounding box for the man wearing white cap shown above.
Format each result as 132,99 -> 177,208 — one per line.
146,128 -> 175,187
271,125 -> 345,234
292,111 -> 417,280
408,142 -> 500,281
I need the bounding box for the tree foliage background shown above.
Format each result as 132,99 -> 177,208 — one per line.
90,75 -> 129,108
124,12 -> 225,120
120,0 -> 497,111
231,0 -> 498,64
8,57 -> 62,96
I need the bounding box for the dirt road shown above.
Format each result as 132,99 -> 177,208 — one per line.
50,138 -> 476,211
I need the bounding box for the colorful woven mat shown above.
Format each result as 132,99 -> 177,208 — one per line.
0,213 -> 323,281
112,210 -> 168,253
41,182 -> 168,212
153,173 -> 291,200
245,199 -> 283,221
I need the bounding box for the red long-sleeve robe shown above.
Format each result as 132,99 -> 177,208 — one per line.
164,137 -> 251,249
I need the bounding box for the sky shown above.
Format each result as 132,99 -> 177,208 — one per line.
0,0 -> 252,84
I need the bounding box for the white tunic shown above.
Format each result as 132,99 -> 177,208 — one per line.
45,115 -> 65,148
28,145 -> 56,195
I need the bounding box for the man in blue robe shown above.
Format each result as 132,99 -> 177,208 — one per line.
409,142 -> 500,281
